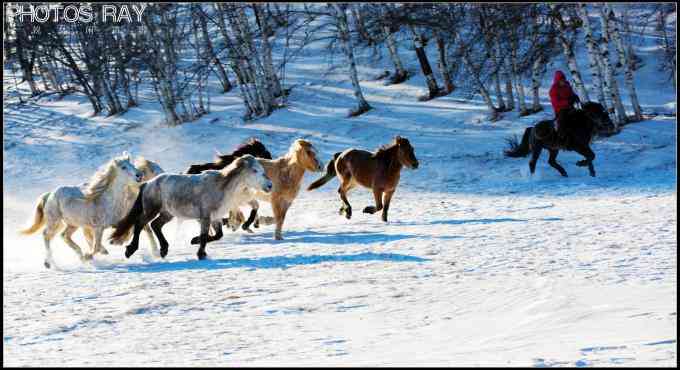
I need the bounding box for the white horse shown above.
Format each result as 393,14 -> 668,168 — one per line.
110,155 -> 273,260
20,152 -> 144,268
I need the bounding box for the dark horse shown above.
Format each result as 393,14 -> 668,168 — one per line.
504,102 -> 613,177
186,138 -> 272,232
307,136 -> 419,222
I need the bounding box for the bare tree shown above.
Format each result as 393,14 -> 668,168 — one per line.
605,3 -> 642,121
330,3 -> 371,117
577,4 -> 607,107
598,4 -> 627,126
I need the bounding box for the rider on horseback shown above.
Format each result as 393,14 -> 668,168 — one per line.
549,70 -> 581,140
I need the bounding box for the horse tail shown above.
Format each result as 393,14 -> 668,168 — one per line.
19,192 -> 50,235
307,152 -> 340,191
109,183 -> 145,245
504,128 -> 533,158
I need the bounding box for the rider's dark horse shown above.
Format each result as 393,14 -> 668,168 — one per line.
504,102 -> 614,177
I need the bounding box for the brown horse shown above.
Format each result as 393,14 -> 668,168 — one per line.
307,136 -> 419,222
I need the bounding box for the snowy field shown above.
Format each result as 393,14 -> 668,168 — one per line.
3,13 -> 677,366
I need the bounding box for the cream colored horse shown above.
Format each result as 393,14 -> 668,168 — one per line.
237,139 -> 324,240
20,152 -> 144,268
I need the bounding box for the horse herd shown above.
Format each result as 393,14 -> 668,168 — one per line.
19,101 -> 612,269
20,136 -> 419,268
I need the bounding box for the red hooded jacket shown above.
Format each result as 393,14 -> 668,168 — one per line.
549,71 -> 578,115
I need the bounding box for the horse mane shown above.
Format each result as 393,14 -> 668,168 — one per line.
83,160 -> 118,201
134,157 -> 150,170
134,156 -> 163,179
373,139 -> 398,159
216,138 -> 267,165
218,155 -> 252,190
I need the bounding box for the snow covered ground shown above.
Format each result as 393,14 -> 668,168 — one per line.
3,17 -> 677,366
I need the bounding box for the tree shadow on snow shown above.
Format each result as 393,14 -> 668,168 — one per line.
120,252 -> 429,273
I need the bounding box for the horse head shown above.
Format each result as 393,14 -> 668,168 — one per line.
291,139 -> 324,172
114,153 -> 144,184
395,136 -> 419,169
582,102 -> 615,132
233,155 -> 273,194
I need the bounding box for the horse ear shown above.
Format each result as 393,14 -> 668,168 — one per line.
122,151 -> 131,160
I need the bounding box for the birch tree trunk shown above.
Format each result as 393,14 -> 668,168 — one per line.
463,52 -> 498,120
577,4 -> 607,107
350,5 -> 372,45
253,4 -> 282,98
332,4 -> 371,117
551,5 -> 590,101
605,4 -> 642,121
195,5 -> 232,93
598,4 -> 627,126
492,41 -> 507,111
382,26 -> 408,84
510,36 -> 528,115
530,53 -> 544,112
435,33 -> 455,93
409,25 -> 441,100
504,57 -> 515,111
657,9 -> 676,88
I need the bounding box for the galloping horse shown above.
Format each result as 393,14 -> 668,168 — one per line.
307,136 -> 419,222
504,102 -> 614,177
20,153 -> 144,268
186,138 -> 273,232
110,155 -> 272,260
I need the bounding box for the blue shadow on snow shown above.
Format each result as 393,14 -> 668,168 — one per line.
120,252 -> 429,273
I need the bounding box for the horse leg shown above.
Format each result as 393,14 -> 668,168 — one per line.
529,145 -> 543,175
548,149 -> 568,177
337,178 -> 353,219
272,200 -> 291,240
196,218 -> 210,260
82,227 -> 95,251
143,224 -> 161,258
42,220 -> 63,269
363,187 -> 384,214
191,220 -> 223,245
84,227 -> 105,260
60,225 -> 85,260
241,200 -> 259,232
381,190 -> 395,223
574,145 -> 596,177
150,211 -> 173,258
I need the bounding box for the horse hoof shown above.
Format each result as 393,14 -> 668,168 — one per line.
197,252 -> 207,260
363,206 -> 376,214
99,248 -> 109,255
160,248 -> 168,258
44,261 -> 51,269
245,228 -> 254,234
125,245 -> 138,258
82,253 -> 94,261
190,236 -> 200,245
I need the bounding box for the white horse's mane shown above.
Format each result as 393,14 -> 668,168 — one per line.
83,155 -> 128,201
